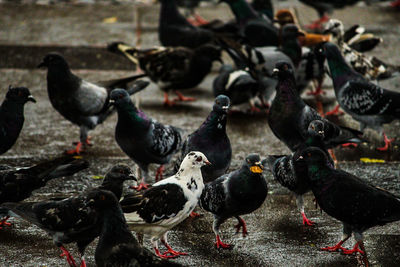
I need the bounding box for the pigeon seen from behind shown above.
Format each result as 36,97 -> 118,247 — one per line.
200,154 -> 268,248
110,89 -> 183,190
38,52 -> 149,154
0,86 -> 36,155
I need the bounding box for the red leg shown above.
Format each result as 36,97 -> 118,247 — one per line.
131,182 -> 150,191
84,136 -> 92,146
155,165 -> 165,182
215,235 -> 233,249
79,256 -> 87,267
307,85 -> 325,96
59,246 -> 77,267
301,212 -> 315,226
305,14 -> 330,30
320,240 -> 348,252
0,216 -> 12,229
325,104 -> 344,117
341,143 -> 358,148
173,91 -> 195,102
341,241 -> 365,255
163,92 -> 176,107
234,217 -> 248,237
154,247 -> 178,259
66,142 -> 83,155
190,211 -> 202,218
377,133 -> 395,151
162,242 -> 188,256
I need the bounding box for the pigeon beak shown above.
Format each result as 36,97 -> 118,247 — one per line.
109,99 -> 115,105
318,130 -> 324,135
272,68 -> 279,76
126,173 -> 138,182
222,105 -> 229,111
204,160 -> 211,166
296,156 -> 304,161
27,95 -> 36,103
37,61 -> 46,68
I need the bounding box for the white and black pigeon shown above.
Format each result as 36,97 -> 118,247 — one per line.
268,61 -> 364,152
120,151 -> 209,259
38,52 -> 149,154
175,95 -> 231,183
322,42 -> 400,151
110,89 -> 183,190
200,154 -> 267,249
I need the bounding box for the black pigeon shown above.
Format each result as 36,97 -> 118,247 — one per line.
220,0 -> 279,47
322,42 -> 400,151
38,52 -> 150,154
268,61 -> 364,152
108,42 -> 222,106
175,95 -> 231,183
265,119 -> 334,226
1,164 -> 136,267
84,189 -> 182,267
200,154 -> 268,249
298,146 -> 400,266
110,89 -> 183,190
0,86 -> 36,155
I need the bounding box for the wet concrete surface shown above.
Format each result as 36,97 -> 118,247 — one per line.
1,0 -> 400,266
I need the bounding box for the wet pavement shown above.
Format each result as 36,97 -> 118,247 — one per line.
1,1 -> 400,266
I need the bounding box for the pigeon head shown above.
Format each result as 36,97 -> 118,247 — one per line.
180,151 -> 211,170
281,24 -> 305,39
84,189 -> 120,211
109,89 -> 132,106
323,19 -> 344,37
272,61 -> 295,79
213,95 -> 230,113
274,9 -> 295,26
308,120 -> 325,138
105,164 -> 137,182
296,147 -> 332,170
5,86 -> 36,104
37,52 -> 69,69
322,42 -> 343,61
195,44 -> 223,63
244,153 -> 263,174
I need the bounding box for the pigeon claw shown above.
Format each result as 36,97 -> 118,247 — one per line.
340,242 -> 365,255
187,13 -> 210,26
320,241 -> 347,253
154,248 -> 179,259
131,182 -> 150,191
215,235 -> 233,250
301,212 -> 315,226
325,105 -> 344,117
0,216 -> 12,229
173,91 -> 195,102
377,133 -> 395,151
190,211 -> 202,218
163,243 -> 189,256
59,246 -> 77,267
65,142 -> 83,155
234,217 -> 248,237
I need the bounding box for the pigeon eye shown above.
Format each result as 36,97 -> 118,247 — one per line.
216,101 -> 220,105
196,156 -> 202,162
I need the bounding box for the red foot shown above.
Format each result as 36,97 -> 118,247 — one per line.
341,143 -> 358,148
391,0 -> 400,8
59,246 -> 77,267
155,165 -> 165,182
163,92 -> 176,107
173,91 -> 195,102
66,142 -> 83,155
131,182 -> 150,191
325,105 -> 344,117
320,240 -> 347,252
190,211 -> 202,218
377,133 -> 395,151
305,14 -> 330,30
85,137 -> 92,146
215,235 -> 233,249
79,258 -> 87,267
301,212 -> 315,226
0,216 -> 11,229
341,242 -> 365,255
307,86 -> 325,96
249,105 -> 261,114
234,217 -> 248,237
163,242 -> 188,256
154,247 -> 178,259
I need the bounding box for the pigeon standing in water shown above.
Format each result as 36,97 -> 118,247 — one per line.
0,86 -> 36,155
1,164 -> 136,267
200,154 -> 268,248
176,95 -> 231,183
120,151 -> 209,258
110,89 -> 183,190
85,189 -> 182,267
322,42 -> 400,151
298,146 -> 400,267
38,52 -> 149,154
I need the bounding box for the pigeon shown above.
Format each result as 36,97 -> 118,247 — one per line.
110,89 -> 183,190
0,86 -> 36,155
38,52 -> 150,154
322,42 -> 400,151
200,154 -> 268,249
221,0 -> 279,47
268,61 -> 364,152
108,42 -> 222,106
120,151 -> 209,258
251,0 -> 274,21
298,146 -> 400,267
1,164 -> 136,267
176,95 -> 231,183
84,189 -> 182,267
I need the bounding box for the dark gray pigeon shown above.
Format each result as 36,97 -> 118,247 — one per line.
322,42 -> 400,151
200,154 -> 268,249
0,86 -> 36,155
175,95 -> 231,183
268,61 -> 364,152
38,52 -> 149,154
110,89 -> 183,190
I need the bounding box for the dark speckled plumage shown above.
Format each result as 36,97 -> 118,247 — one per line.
200,154 -> 268,247
0,86 -> 36,155
268,61 -> 364,152
110,89 -> 183,184
176,95 -> 231,183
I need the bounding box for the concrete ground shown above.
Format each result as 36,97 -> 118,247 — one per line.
0,0 -> 400,266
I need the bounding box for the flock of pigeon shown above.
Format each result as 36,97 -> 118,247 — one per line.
1,0 -> 400,266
